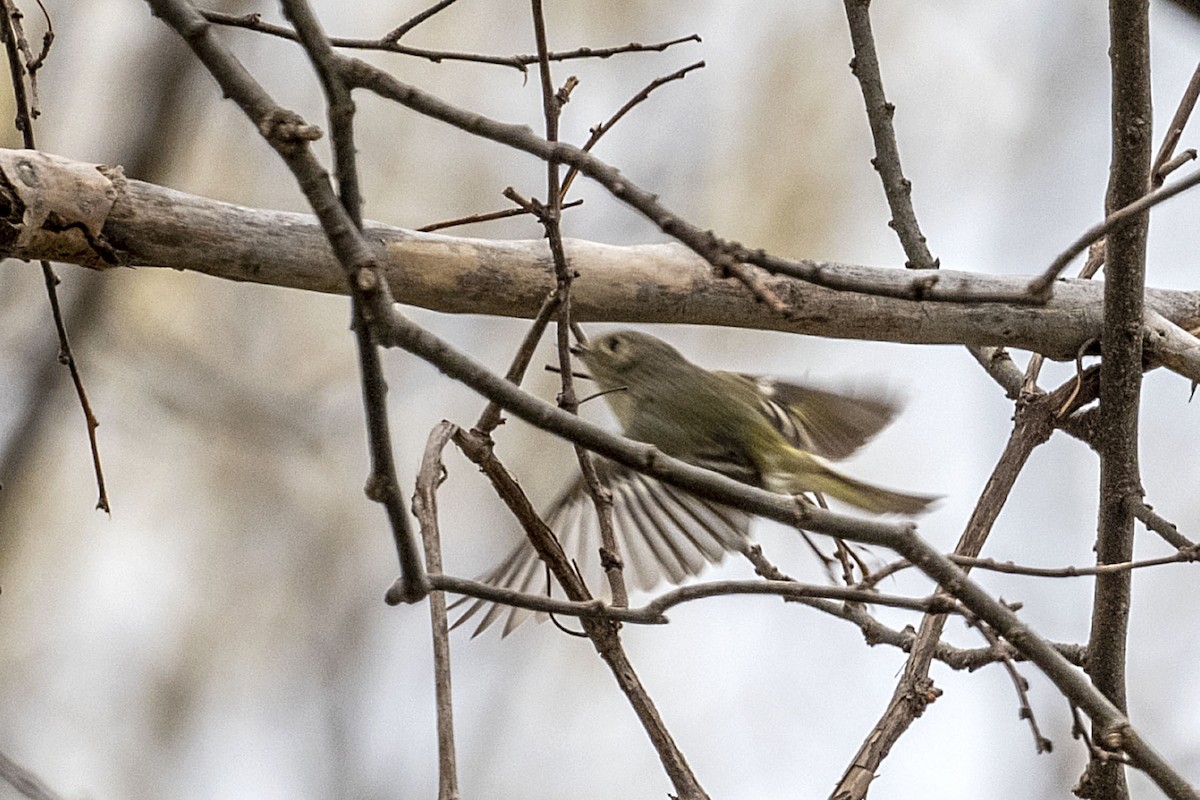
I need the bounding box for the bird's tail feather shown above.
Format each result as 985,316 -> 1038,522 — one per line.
769,449 -> 937,515
807,466 -> 936,515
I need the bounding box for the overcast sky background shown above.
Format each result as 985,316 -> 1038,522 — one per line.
2,2 -> 1200,799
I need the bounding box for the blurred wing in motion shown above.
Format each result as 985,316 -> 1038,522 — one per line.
452,378 -> 900,636
742,375 -> 899,460
450,459 -> 752,637
746,376 -> 908,576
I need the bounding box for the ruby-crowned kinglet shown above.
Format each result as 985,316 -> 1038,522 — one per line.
454,330 -> 935,636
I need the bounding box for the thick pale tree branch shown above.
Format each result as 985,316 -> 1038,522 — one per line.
3,149 -> 1200,373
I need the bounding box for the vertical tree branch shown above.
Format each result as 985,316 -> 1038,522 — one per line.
529,0 -> 627,607
842,0 -> 935,271
1081,2 -> 1152,798
844,0 -> 1029,394
469,12 -> 700,794
413,422 -> 461,800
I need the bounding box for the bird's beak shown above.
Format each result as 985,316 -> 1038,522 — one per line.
569,343 -> 589,357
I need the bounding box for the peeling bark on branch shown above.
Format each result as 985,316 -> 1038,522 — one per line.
3,148 -> 1200,370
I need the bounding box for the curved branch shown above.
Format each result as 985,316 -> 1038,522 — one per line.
424,573 -> 960,623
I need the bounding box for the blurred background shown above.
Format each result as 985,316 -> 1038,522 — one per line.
2,1 -> 1200,798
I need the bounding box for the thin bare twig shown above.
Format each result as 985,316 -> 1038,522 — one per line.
0,749 -> 68,800
1151,61 -> 1200,186
202,8 -> 699,73
200,9 -> 527,69
644,580 -> 959,616
527,35 -> 701,64
527,2 -> 629,615
530,13 -> 623,607
417,197 -> 582,233
382,0 -> 459,42
868,548 -> 1199,582
970,617 -> 1054,754
560,60 -> 705,199
20,0 -> 51,79
474,291 -> 562,434
1026,166 -> 1200,301
1155,148 -> 1197,183
282,0 -> 362,224
0,0 -> 107,512
1131,500 -> 1195,550
425,572 -> 962,623
953,550 -> 1198,577
412,422 -> 460,800
843,0 -> 935,272
3,0 -> 48,117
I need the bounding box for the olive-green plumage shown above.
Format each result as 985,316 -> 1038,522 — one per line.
452,329 -> 935,636
576,330 -> 933,515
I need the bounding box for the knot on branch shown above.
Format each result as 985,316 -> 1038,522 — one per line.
599,546 -> 624,572
364,472 -> 397,504
259,109 -> 323,153
905,677 -> 942,716
383,574 -> 431,605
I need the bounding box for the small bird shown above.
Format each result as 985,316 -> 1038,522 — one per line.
453,330 -> 935,636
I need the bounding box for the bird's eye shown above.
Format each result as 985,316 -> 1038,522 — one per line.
605,337 -> 621,353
